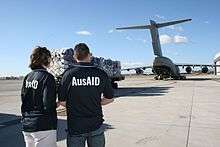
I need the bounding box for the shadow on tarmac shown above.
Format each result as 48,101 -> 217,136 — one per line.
0,113 -> 68,146
183,77 -> 214,81
114,86 -> 173,98
0,113 -> 24,147
57,120 -> 114,142
0,113 -> 114,147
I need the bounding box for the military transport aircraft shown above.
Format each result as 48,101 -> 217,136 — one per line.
116,19 -> 219,80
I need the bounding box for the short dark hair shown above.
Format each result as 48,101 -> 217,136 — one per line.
74,43 -> 90,60
29,46 -> 51,69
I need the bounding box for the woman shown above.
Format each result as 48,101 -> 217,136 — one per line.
21,46 -> 57,147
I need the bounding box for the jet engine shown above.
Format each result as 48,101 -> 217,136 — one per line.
135,68 -> 144,75
185,66 -> 192,74
202,66 -> 208,73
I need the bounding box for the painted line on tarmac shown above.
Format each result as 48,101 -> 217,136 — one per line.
185,81 -> 195,147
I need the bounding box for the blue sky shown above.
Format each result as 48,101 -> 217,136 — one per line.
0,0 -> 220,76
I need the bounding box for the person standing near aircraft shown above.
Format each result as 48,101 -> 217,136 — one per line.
58,43 -> 114,147
21,47 -> 57,147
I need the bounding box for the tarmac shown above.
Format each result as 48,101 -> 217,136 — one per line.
0,74 -> 220,147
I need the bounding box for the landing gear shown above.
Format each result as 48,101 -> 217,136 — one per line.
154,67 -> 171,80
154,76 -> 159,80
179,75 -> 186,80
154,75 -> 166,80
172,75 -> 186,80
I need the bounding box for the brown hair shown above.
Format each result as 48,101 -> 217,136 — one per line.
29,46 -> 51,69
74,43 -> 90,60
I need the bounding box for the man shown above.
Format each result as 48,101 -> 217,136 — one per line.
58,43 -> 114,147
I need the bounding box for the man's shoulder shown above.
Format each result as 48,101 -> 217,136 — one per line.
94,67 -> 106,73
63,64 -> 108,78
92,67 -> 109,78
66,64 -> 101,72
62,66 -> 79,80
64,66 -> 79,74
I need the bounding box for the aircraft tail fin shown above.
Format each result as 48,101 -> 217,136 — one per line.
116,18 -> 192,57
116,19 -> 191,30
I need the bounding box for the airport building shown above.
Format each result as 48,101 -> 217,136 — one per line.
214,52 -> 220,75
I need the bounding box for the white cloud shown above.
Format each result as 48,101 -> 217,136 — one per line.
116,30 -> 124,32
142,39 -> 147,43
155,14 -> 165,20
167,25 -> 184,32
160,34 -> 188,44
76,30 -> 92,36
167,25 -> 175,30
176,26 -> 184,32
108,29 -> 114,33
160,34 -> 173,44
174,35 -> 188,43
126,36 -> 132,41
108,29 -> 124,34
204,21 -> 209,24
174,52 -> 179,55
136,38 -> 147,44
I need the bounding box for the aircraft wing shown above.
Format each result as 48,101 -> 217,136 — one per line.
121,66 -> 153,71
175,63 -> 220,67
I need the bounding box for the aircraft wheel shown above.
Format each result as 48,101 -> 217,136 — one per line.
111,82 -> 118,89
180,76 -> 186,80
154,76 -> 159,80
158,75 -> 164,80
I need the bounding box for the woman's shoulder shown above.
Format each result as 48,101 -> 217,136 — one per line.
27,69 -> 55,81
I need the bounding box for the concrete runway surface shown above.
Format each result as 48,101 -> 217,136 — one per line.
0,74 -> 220,147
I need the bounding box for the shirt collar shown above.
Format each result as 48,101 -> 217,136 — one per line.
32,66 -> 47,70
76,62 -> 93,66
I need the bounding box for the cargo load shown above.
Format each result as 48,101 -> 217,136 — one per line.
49,48 -> 124,89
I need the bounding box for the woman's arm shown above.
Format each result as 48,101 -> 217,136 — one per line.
42,74 -> 57,113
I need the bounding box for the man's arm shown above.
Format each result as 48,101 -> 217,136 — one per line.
43,75 -> 57,113
57,70 -> 71,107
57,101 -> 66,107
101,97 -> 114,105
102,74 -> 114,106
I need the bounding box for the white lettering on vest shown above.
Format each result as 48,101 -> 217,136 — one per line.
25,80 -> 38,89
72,77 -> 100,86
